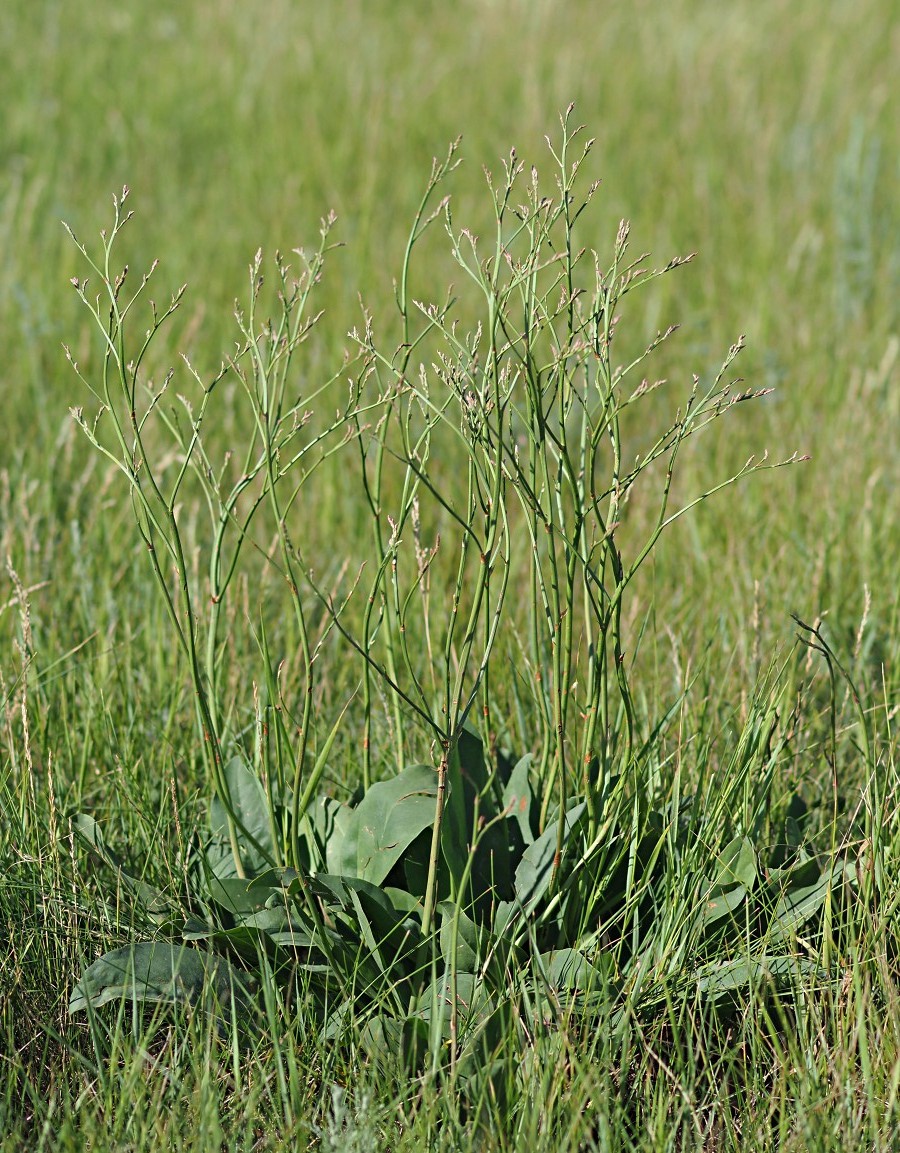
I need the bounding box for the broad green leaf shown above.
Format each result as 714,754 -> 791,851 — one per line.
182,921 -> 283,964
711,836 -> 758,891
266,928 -> 319,949
347,889 -> 399,980
236,906 -> 299,933
313,873 -> 419,932
311,873 -> 422,974
454,725 -> 491,798
442,739 -> 473,891
297,795 -> 348,873
502,754 -> 537,846
69,812 -> 121,869
695,954 -> 827,1003
186,910 -> 300,955
208,756 -> 273,872
493,900 -> 517,937
514,802 -> 586,915
402,827 -> 434,902
416,971 -> 508,1086
416,970 -> 482,1028
441,725 -> 494,888
538,948 -> 609,993
415,971 -> 501,1064
701,884 -> 749,929
769,862 -> 844,944
247,866 -> 300,893
467,817 -> 515,906
383,887 -> 424,916
337,764 -> 438,885
327,802 -> 361,871
200,839 -> 240,882
69,942 -> 254,1014
207,875 -> 273,917
701,835 -> 758,928
765,852 -> 819,893
439,900 -> 483,974
784,815 -> 805,849
359,1014 -> 429,1074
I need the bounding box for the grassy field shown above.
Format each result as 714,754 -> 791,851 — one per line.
1,1 -> 898,1149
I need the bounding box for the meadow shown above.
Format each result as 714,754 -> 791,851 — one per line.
1,1 -> 898,1149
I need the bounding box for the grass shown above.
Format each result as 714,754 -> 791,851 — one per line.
1,0 -> 898,1149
